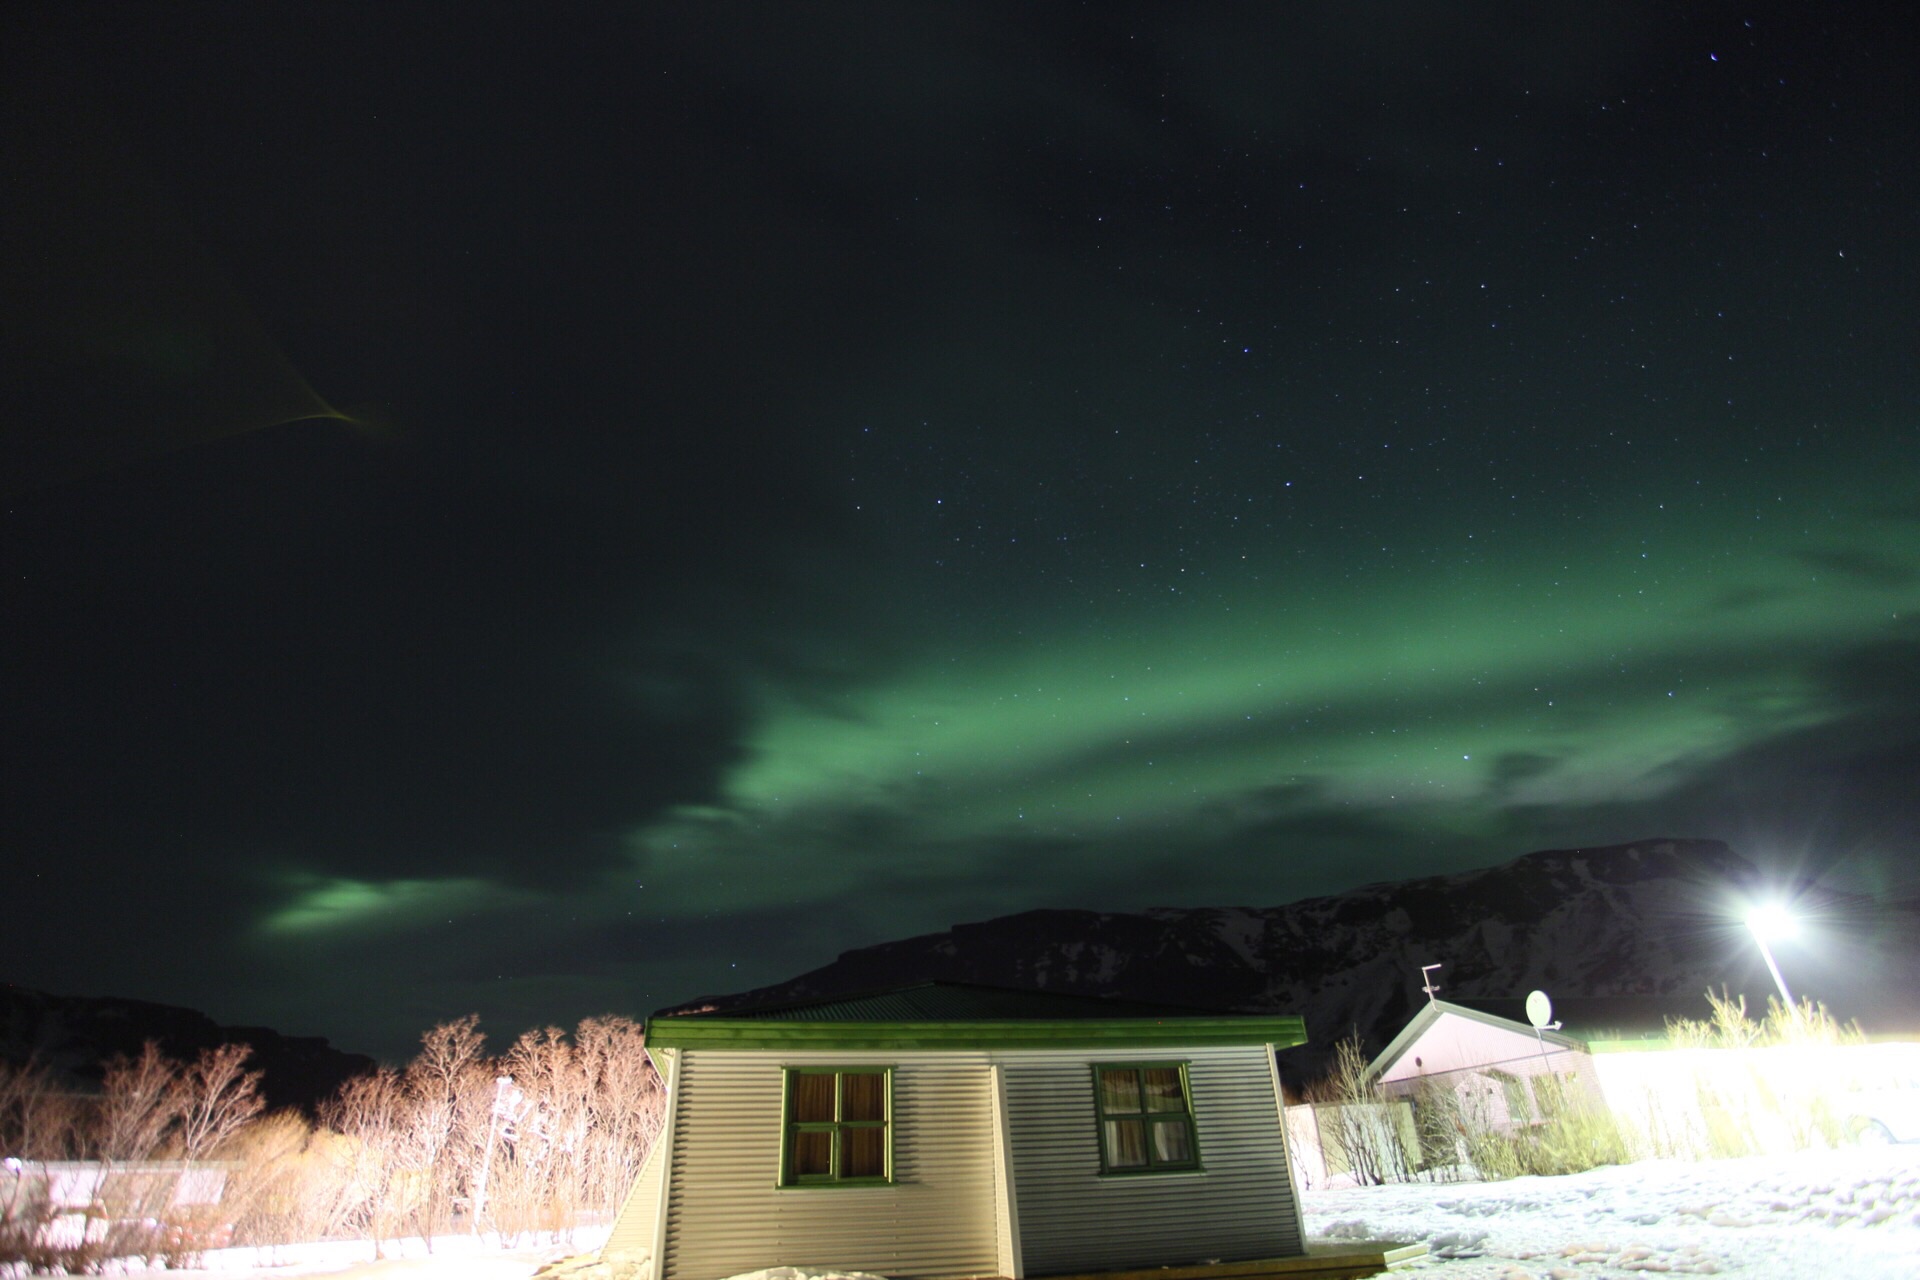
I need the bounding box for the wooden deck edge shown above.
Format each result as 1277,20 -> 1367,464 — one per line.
1027,1242 -> 1428,1280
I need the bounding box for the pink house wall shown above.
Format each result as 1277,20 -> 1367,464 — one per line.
1379,1014 -> 1563,1083
1377,1011 -> 1598,1129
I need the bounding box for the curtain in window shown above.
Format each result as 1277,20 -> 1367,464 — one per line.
1097,1065 -> 1196,1170
786,1070 -> 887,1182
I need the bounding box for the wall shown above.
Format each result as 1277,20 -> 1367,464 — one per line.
601,1124 -> 667,1269
660,1050 -> 1001,1280
1002,1044 -> 1303,1276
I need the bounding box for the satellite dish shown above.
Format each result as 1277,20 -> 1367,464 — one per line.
1525,990 -> 1554,1029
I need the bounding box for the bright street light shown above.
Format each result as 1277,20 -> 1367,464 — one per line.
1745,904 -> 1797,1006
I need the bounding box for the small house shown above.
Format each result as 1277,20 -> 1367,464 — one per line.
604,981 -> 1318,1280
1363,995 -> 1706,1128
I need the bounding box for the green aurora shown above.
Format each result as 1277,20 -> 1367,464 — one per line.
5,3 -> 1917,1060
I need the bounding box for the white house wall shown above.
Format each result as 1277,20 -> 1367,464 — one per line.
998,1044 -> 1304,1276
603,1118 -> 670,1264
989,1063 -> 1023,1279
604,1045 -> 681,1271
660,1049 -> 1001,1280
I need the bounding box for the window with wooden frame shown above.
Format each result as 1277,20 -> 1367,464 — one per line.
781,1067 -> 892,1185
1092,1063 -> 1199,1173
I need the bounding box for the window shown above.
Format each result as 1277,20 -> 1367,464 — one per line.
781,1067 -> 891,1185
1093,1063 -> 1199,1173
1491,1070 -> 1533,1125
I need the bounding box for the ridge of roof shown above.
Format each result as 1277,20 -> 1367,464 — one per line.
656,978 -> 1249,1023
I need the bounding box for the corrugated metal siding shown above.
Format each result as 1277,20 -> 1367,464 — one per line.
989,1063 -> 1022,1279
603,1046 -> 681,1270
602,1124 -> 668,1263
662,1050 -> 1002,1280
1000,1044 -> 1303,1276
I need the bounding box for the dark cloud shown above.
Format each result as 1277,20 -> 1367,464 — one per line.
1793,548 -> 1918,590
2,2 -> 1916,1058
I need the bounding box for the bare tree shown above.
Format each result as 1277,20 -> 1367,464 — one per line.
321,1067 -> 419,1257
95,1041 -> 182,1161
404,1016 -> 490,1242
575,1016 -> 663,1212
0,1057 -> 84,1160
172,1043 -> 265,1161
494,1027 -> 575,1239
291,1011 -> 664,1253
1304,1034 -> 1417,1186
0,1058 -> 89,1269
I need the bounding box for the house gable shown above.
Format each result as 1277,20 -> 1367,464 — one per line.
1366,999 -> 1582,1085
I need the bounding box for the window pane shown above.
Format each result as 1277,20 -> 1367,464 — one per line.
1104,1118 -> 1148,1167
791,1129 -> 833,1176
1500,1076 -> 1531,1123
1142,1067 -> 1185,1112
1098,1068 -> 1142,1115
791,1073 -> 835,1123
844,1127 -> 885,1177
842,1072 -> 885,1122
1152,1119 -> 1194,1164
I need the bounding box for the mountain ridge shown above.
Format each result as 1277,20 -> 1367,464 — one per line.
0,982 -> 376,1115
683,838 -> 1918,1078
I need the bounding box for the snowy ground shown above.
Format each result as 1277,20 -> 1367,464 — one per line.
37,1146 -> 1920,1280
11,1228 -> 612,1280
1307,1144 -> 1920,1280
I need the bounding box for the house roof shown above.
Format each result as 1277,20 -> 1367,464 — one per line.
1363,998 -> 1585,1084
1445,995 -> 1711,1042
669,980 -> 1233,1022
646,980 -> 1308,1051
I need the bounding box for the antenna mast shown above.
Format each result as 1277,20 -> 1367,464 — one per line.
1420,963 -> 1443,1003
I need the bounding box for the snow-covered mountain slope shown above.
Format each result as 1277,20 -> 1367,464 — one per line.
686,839 -> 1919,1081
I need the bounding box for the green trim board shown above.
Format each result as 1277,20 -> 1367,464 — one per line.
647,1016 -> 1308,1051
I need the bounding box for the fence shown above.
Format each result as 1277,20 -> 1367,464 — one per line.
1284,1101 -> 1421,1189
0,1159 -> 232,1266
1283,1038 -> 1920,1188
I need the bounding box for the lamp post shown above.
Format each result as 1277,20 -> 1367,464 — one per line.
1745,904 -> 1796,1007
472,1074 -> 516,1236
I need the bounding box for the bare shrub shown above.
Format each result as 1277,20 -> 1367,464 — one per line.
1661,988 -> 1862,1156
1302,1034 -> 1419,1185
220,1108 -> 385,1248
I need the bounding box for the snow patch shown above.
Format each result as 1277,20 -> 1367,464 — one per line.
1306,1146 -> 1920,1280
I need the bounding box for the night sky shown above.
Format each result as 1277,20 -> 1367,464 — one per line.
4,4 -> 1916,1062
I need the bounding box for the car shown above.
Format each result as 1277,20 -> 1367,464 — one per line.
1842,1077 -> 1920,1145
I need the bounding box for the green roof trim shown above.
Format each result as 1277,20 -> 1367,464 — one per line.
646,1015 -> 1309,1052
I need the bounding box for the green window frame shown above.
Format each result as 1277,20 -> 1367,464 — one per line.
1092,1062 -> 1201,1174
780,1066 -> 893,1186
